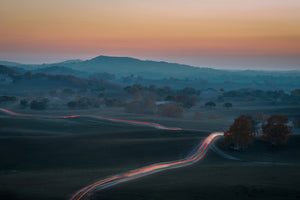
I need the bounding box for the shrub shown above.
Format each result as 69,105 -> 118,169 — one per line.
205,101 -> 216,108
223,102 -> 233,109
20,99 -> 28,107
30,99 -> 48,110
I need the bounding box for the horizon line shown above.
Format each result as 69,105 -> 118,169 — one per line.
0,54 -> 299,72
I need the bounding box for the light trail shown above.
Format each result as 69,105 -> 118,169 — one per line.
0,108 -> 181,130
0,107 -> 222,200
69,132 -> 223,200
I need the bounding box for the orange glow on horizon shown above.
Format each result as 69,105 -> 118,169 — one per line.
0,0 -> 299,67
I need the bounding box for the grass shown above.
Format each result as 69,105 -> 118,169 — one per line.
0,116 -> 207,200
93,162 -> 300,200
215,136 -> 300,163
0,104 -> 299,200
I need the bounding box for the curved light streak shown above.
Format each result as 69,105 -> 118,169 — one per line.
0,107 -> 222,200
0,108 -> 181,130
69,132 -> 223,200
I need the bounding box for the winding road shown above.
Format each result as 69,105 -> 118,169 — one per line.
0,107 -> 223,200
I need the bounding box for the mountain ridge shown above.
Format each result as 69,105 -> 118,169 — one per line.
0,55 -> 299,80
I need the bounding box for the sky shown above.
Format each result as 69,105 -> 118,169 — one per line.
0,0 -> 299,70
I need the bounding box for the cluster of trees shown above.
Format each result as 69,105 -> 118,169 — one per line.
30,99 -> 49,110
22,72 -> 89,86
221,88 -> 300,104
125,98 -> 156,114
0,96 -> 17,104
67,97 -> 124,109
165,94 -> 197,108
157,103 -> 184,118
0,65 -> 20,77
104,98 -> 124,107
20,98 -> 49,110
224,114 -> 292,150
124,84 -> 199,108
125,99 -> 184,118
204,101 -> 233,109
91,72 -> 115,81
18,72 -> 121,92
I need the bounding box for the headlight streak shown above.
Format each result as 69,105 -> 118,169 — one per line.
0,108 -> 181,130
0,107 -> 222,200
69,133 -> 223,200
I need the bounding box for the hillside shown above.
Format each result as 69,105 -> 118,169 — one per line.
1,55 -> 300,90
31,66 -> 90,78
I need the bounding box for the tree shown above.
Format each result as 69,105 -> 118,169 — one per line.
30,99 -> 48,110
262,114 -> 292,146
20,99 -> 28,107
205,101 -> 216,108
186,96 -> 197,108
0,96 -> 17,103
223,102 -> 232,109
224,115 -> 253,150
157,103 -> 184,118
193,111 -> 201,120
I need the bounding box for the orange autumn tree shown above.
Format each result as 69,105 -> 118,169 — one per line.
262,114 -> 292,146
224,115 -> 254,150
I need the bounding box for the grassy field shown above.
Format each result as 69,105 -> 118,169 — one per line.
0,116 -> 207,200
93,162 -> 300,200
0,104 -> 299,200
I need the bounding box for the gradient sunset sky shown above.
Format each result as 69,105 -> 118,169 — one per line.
0,0 -> 299,70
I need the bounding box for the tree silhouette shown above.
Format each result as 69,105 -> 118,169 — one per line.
262,114 -> 292,146
223,102 -> 232,109
205,101 -> 216,108
224,115 -> 253,150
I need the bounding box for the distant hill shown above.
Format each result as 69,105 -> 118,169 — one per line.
31,66 -> 90,78
1,56 -> 219,79
0,61 -> 22,66
1,55 -> 300,90
0,65 -> 21,76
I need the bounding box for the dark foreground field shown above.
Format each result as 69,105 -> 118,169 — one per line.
0,113 -> 299,200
